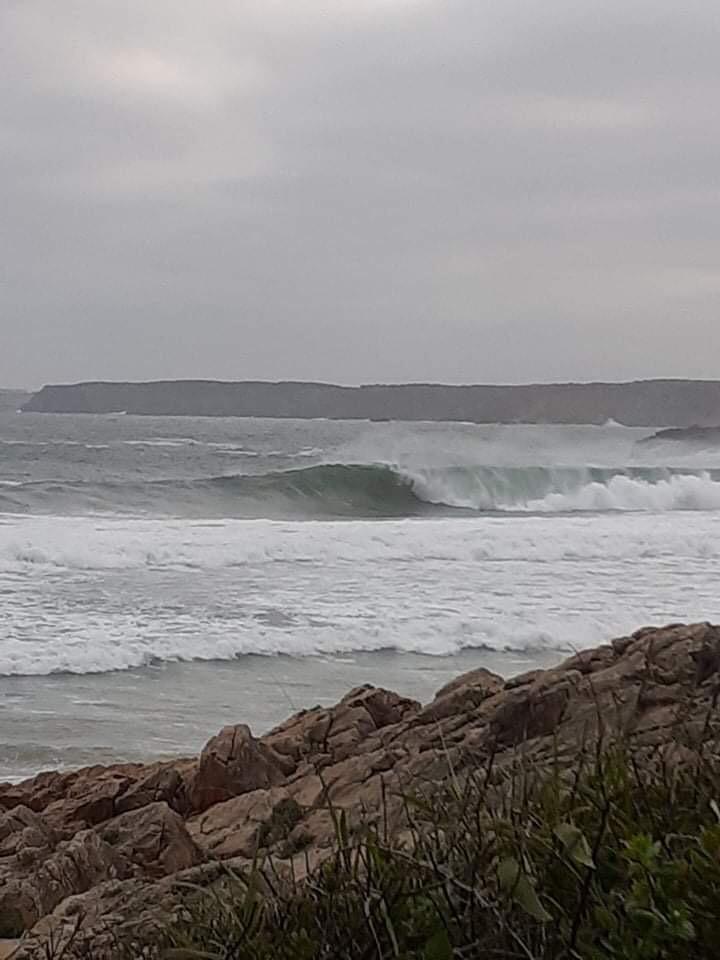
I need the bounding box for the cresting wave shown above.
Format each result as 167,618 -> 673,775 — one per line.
3,462 -> 720,517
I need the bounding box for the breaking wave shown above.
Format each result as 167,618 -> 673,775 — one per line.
409,465 -> 720,513
2,462 -> 720,518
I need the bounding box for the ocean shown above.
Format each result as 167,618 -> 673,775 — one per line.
2,412 -> 720,781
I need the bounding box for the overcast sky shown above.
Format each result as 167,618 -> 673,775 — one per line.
2,0 -> 719,388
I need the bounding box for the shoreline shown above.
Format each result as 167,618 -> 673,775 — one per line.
0,646 -> 567,784
2,621 -> 719,956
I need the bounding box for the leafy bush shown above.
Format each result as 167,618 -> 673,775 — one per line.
160,742 -> 720,959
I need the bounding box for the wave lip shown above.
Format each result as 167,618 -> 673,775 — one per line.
2,462 -> 720,518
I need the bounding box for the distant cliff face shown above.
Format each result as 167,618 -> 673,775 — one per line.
0,389 -> 31,412
20,379 -> 720,426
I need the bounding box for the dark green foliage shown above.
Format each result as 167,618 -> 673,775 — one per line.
160,745 -> 720,959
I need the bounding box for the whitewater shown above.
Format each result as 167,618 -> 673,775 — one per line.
2,412 -> 720,780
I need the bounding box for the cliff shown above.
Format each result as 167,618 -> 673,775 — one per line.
1,622 -> 719,958
0,391 -> 30,413
21,378 -> 720,425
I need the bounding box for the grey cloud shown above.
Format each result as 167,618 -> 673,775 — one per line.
2,0 -> 719,387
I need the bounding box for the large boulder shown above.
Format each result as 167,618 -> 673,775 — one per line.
188,787 -> 299,859
98,802 -> 203,878
187,725 -> 290,814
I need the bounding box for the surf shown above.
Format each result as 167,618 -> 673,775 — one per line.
3,461 -> 720,518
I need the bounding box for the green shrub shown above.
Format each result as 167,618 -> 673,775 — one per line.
160,743 -> 720,959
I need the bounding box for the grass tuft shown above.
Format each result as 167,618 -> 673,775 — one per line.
159,741 -> 720,959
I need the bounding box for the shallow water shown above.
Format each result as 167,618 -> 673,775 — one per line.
0,648 -> 565,782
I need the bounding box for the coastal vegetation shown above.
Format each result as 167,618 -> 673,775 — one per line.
163,740 -> 720,960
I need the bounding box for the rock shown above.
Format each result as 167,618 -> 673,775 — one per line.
418,668 -> 503,722
434,668 -> 502,702
0,825 -> 126,931
0,764 -> 147,818
0,770 -> 73,814
556,645 -> 615,675
3,622 -> 720,958
42,775 -> 129,835
343,686 -> 420,729
16,876 -> 178,960
115,763 -> 190,817
265,685 -> 419,765
99,802 -> 203,878
487,672 -> 580,749
0,805 -> 55,860
188,787 -> 297,859
0,803 -> 199,935
187,725 -> 290,814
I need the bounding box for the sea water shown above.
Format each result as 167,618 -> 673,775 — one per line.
2,413 -> 720,780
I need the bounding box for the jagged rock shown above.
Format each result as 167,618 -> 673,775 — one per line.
0,805 -> 55,860
0,804 -> 199,934
265,685 -> 420,765
187,725 -> 290,814
487,671 -> 580,748
115,763 -> 191,817
188,787 -> 298,859
42,775 -> 129,836
0,770 -> 72,814
3,622 -> 720,957
0,823 -> 126,930
16,876 -> 178,960
418,667 -> 503,723
0,764 -> 146,818
99,802 -> 203,878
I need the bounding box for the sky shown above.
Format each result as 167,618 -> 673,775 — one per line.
2,0 -> 720,389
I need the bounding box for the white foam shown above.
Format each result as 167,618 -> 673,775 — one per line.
2,512 -> 720,573
408,467 -> 720,513
1,511 -> 719,675
526,472 -> 720,512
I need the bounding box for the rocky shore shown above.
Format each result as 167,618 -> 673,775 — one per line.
2,621 -> 720,958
